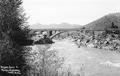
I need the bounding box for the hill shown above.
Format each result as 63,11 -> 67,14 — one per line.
84,13 -> 120,30
30,23 -> 82,30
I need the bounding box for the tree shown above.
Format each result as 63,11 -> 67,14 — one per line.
26,45 -> 64,76
111,22 -> 120,34
0,0 -> 30,75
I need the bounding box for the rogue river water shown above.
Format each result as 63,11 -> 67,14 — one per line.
33,39 -> 120,76
49,39 -> 120,76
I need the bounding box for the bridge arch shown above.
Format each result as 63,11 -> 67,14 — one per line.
49,31 -> 89,39
50,31 -> 64,39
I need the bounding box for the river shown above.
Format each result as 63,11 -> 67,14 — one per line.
50,39 -> 120,76
33,39 -> 120,76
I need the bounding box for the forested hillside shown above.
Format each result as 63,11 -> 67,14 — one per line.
84,13 -> 120,30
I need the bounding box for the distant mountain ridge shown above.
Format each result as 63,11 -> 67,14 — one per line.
30,23 -> 82,30
84,13 -> 120,30
30,13 -> 120,31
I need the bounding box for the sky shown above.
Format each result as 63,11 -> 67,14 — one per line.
23,0 -> 120,26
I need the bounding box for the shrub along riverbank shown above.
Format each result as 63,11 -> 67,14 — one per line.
54,30 -> 120,52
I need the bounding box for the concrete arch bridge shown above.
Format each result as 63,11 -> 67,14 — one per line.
32,29 -> 90,44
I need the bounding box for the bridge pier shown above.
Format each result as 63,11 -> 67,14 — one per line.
47,30 -> 60,38
46,30 -> 52,37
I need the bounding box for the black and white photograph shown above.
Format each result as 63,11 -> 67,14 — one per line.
0,0 -> 120,76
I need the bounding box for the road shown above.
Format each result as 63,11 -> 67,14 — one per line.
49,39 -> 120,76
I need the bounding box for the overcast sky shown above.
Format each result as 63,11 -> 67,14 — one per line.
23,0 -> 120,26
